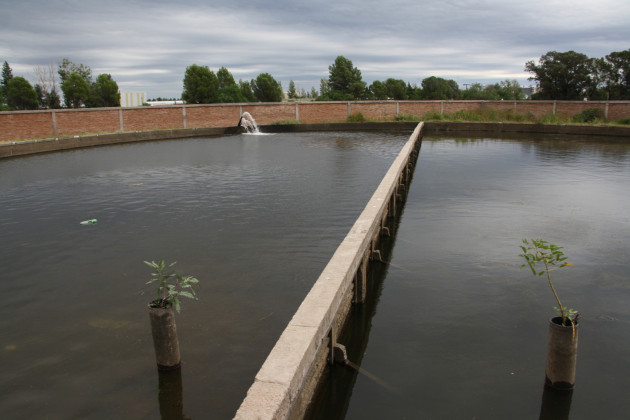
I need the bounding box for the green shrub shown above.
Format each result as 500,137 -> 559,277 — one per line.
503,109 -> 536,123
451,110 -> 482,121
572,107 -> 604,123
538,113 -> 569,124
422,111 -> 444,121
394,113 -> 420,121
616,117 -> 630,125
346,112 -> 366,123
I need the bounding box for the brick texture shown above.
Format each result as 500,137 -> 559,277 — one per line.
57,108 -> 120,137
242,103 -> 297,124
298,102 -> 348,123
2,101 -> 630,142
399,102 -> 441,116
0,112 -> 53,141
352,102 -> 397,120
123,107 -> 183,131
187,104 -> 241,128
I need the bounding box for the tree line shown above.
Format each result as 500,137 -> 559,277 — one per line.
3,48 -> 629,110
181,65 -> 284,103
0,58 -> 120,111
317,49 -> 630,102
181,57 -> 526,104
185,49 -> 629,104
317,56 -> 526,101
526,50 -> 630,100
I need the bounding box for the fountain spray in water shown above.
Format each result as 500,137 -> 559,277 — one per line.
239,112 -> 260,134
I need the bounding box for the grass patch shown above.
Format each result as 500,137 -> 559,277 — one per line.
422,111 -> 444,121
346,112 -> 366,123
270,119 -> 302,125
393,113 -> 421,122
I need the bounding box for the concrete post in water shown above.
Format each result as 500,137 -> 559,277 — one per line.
149,306 -> 181,370
545,317 -> 579,390
354,252 -> 369,304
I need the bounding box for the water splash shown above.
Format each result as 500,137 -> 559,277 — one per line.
239,112 -> 261,134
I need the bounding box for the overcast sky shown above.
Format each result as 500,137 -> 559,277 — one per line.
1,0 -> 629,99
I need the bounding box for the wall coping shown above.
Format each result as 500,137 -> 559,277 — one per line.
2,121 -> 629,159
2,99 -> 630,116
233,122 -> 424,419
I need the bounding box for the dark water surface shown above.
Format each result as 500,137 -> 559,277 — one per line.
0,132 -> 409,419
312,134 -> 630,420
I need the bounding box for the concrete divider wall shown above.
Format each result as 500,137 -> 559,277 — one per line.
2,100 -> 630,142
3,121 -> 630,159
233,122 -> 424,420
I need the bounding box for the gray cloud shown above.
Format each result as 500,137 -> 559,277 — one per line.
1,0 -> 628,98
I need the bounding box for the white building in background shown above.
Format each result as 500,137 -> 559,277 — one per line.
119,91 -> 147,107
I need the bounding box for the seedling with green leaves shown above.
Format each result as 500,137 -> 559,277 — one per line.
145,259 -> 199,313
519,239 -> 577,327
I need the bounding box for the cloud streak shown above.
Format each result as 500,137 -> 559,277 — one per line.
1,0 -> 628,98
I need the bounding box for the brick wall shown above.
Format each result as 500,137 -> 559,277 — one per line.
242,103 -> 296,125
513,101 -> 555,118
57,108 -> 120,137
187,104 -> 241,128
609,103 -> 630,120
351,102 -> 397,120
2,100 -> 630,142
123,107 -> 183,131
0,112 -> 53,141
298,102 -> 347,123
399,102 -> 441,116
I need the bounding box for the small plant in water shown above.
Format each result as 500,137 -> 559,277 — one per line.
519,239 -> 577,327
145,259 -> 199,313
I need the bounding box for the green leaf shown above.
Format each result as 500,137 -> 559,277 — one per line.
178,291 -> 195,299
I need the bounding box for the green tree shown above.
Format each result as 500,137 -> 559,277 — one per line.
58,58 -> 92,85
216,67 -> 247,102
598,49 -> 630,100
385,78 -> 408,100
288,80 -> 297,99
34,84 -> 46,108
47,89 -> 62,108
61,72 -> 90,107
310,87 -> 318,99
326,56 -> 366,100
217,84 -> 247,103
1,61 -> 13,104
496,79 -> 525,100
525,51 -> 596,100
251,73 -> 283,102
217,67 -> 236,89
461,83 -> 494,100
181,64 -> 219,104
87,74 -> 120,107
407,83 -> 422,100
369,80 -> 388,99
34,82 -> 62,109
239,79 -> 256,102
7,76 -> 39,110
421,76 -> 461,99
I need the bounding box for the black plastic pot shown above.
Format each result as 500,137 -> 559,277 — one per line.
545,316 -> 579,390
148,303 -> 181,370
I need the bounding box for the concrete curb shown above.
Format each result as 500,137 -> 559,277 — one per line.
0,127 -> 240,159
2,121 -> 628,159
233,123 -> 424,419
